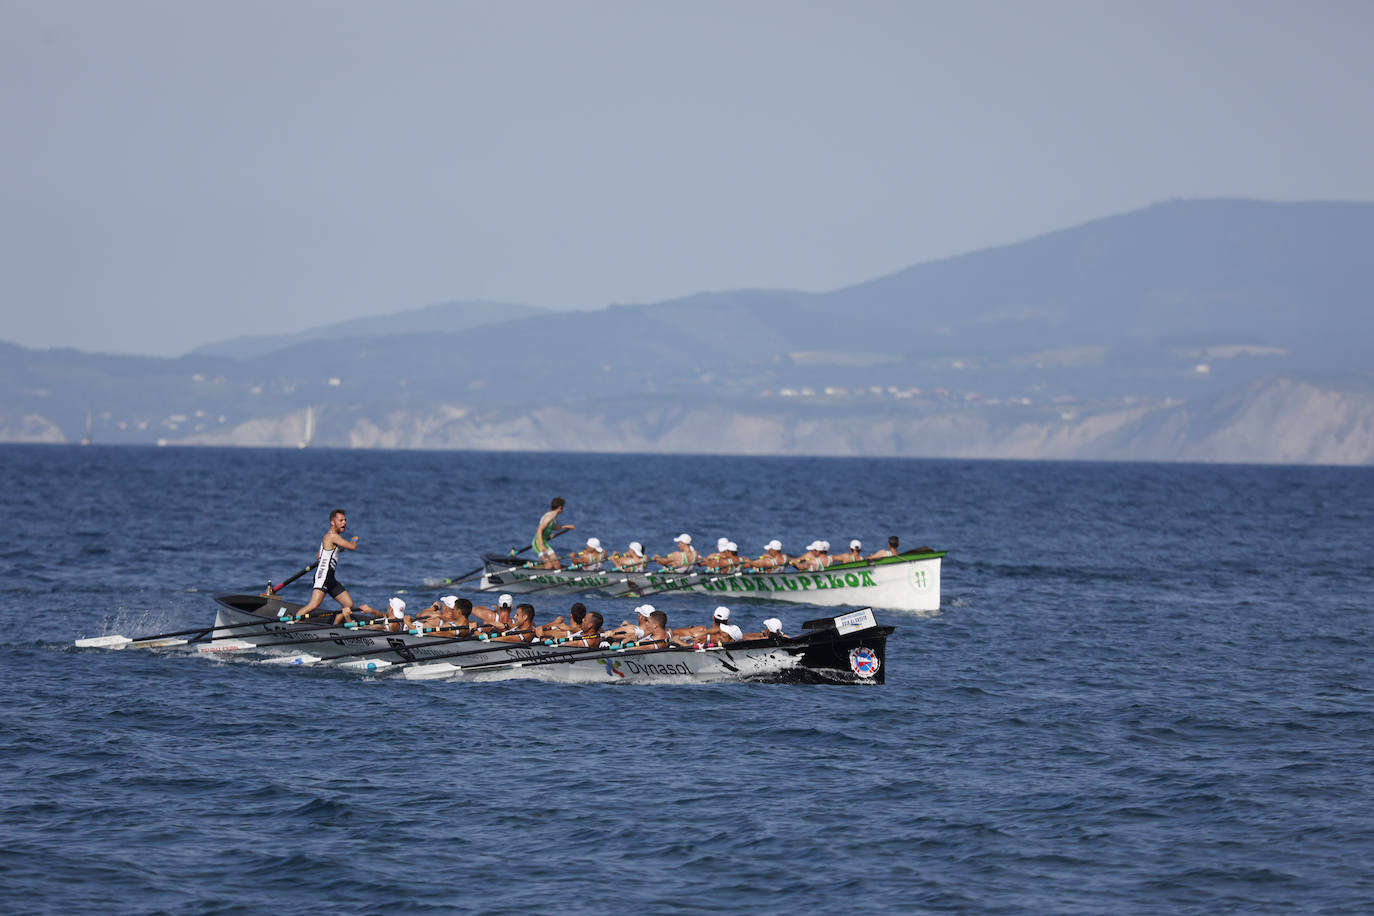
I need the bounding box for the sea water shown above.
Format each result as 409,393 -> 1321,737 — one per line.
0,445 -> 1370,914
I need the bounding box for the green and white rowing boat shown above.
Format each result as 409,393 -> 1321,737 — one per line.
477,549 -> 944,613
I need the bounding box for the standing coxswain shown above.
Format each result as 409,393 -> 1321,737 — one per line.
291,508 -> 374,623
534,497 -> 576,569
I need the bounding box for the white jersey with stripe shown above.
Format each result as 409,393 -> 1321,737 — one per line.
313,541 -> 339,589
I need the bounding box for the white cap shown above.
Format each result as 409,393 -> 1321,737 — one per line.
765,539 -> 782,551
388,597 -> 406,618
628,541 -> 644,556
850,539 -> 862,550
819,540 -> 830,551
676,533 -> 692,545
713,606 -> 730,621
636,604 -> 655,618
717,537 -> 730,552
498,594 -> 513,608
440,595 -> 458,609
586,537 -> 602,550
806,541 -> 822,551
725,541 -> 738,552
763,618 -> 783,633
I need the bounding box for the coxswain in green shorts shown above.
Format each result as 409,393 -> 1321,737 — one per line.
534,497 -> 575,569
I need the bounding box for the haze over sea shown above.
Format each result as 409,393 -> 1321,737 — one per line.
1,445 -> 1371,914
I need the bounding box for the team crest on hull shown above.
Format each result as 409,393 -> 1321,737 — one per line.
848,647 -> 881,678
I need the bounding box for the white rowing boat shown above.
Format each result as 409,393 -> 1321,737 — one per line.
477,549 -> 944,613
79,595 -> 894,685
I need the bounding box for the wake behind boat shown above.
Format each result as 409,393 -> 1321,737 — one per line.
478,548 -> 944,613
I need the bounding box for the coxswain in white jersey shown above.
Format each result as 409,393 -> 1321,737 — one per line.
292,508 -> 370,623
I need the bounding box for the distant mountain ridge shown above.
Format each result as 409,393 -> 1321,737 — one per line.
5,199 -> 1373,463
189,300 -> 550,358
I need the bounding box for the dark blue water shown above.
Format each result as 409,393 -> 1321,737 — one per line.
2,445 -> 1371,914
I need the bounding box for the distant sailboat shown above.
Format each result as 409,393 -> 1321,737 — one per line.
80,408 -> 93,447
298,405 -> 315,449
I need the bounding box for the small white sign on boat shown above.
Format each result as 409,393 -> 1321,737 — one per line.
834,608 -> 877,635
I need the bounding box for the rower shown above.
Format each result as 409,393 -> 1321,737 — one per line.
651,533 -> 697,572
747,539 -> 789,572
632,609 -> 672,648
564,611 -> 604,647
865,535 -> 900,560
701,540 -> 742,573
741,617 -> 788,640
610,542 -> 648,572
535,602 -> 586,639
789,541 -> 822,571
534,497 -> 575,569
491,603 -> 539,643
834,539 -> 863,564
604,604 -> 655,643
568,537 -> 607,570
471,593 -> 515,633
431,597 -> 478,636
674,606 -> 743,645
344,596 -> 407,632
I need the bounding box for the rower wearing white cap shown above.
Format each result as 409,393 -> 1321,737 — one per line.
568,536 -> 607,571
711,606 -> 743,643
651,533 -> 698,572
789,541 -> 823,571
610,541 -> 648,572
673,606 -> 742,645
342,595 -> 408,631
604,604 -> 656,643
834,539 -> 863,564
747,539 -> 790,572
701,540 -> 744,573
742,617 -> 789,640
471,593 -> 515,632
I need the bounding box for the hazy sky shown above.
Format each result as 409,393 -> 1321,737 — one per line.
3,0 -> 1372,357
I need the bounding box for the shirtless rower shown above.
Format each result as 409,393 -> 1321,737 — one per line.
559,610 -> 604,648
610,542 -> 648,572
293,508 -> 375,624
534,497 -> 575,569
634,609 -> 673,647
866,535 -> 901,560
492,603 -> 539,643
427,597 -> 478,636
471,594 -> 515,633
651,534 -> 697,572
535,602 -> 586,639
603,604 -> 655,643
747,539 -> 789,572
